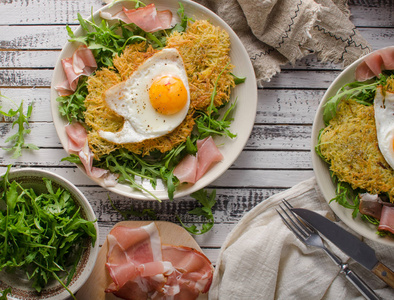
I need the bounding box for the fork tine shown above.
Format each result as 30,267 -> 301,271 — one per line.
276,208 -> 306,242
278,202 -> 309,238
281,199 -> 313,236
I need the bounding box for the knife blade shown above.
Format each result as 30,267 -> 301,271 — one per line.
292,208 -> 394,288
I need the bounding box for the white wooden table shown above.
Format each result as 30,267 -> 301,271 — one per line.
0,0 -> 393,265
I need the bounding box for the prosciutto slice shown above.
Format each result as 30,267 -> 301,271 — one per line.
123,4 -> 173,33
359,193 -> 383,220
161,245 -> 214,299
105,224 -> 213,299
174,136 -> 224,184
355,47 -> 394,81
64,122 -> 115,181
378,206 -> 394,234
105,223 -> 163,293
55,45 -> 97,96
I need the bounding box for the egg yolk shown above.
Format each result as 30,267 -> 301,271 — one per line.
149,75 -> 188,115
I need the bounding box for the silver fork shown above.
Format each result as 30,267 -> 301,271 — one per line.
277,199 -> 380,300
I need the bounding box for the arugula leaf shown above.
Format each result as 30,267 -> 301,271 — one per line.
322,73 -> 392,125
231,73 -> 246,85
0,288 -> 11,299
177,189 -> 217,235
56,77 -> 88,123
0,165 -> 97,297
61,154 -> 83,164
0,95 -> 39,158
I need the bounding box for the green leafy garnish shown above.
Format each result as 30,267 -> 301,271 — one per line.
231,73 -> 246,85
0,287 -> 11,299
56,77 -> 88,123
177,189 -> 217,235
0,95 -> 39,158
322,73 -> 391,125
0,166 -> 97,297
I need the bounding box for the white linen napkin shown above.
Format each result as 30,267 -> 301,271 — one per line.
209,177 -> 394,300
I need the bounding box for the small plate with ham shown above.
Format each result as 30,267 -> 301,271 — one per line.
50,0 -> 257,201
76,221 -> 213,299
311,46 -> 394,245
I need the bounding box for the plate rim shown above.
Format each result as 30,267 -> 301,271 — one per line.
50,0 -> 258,201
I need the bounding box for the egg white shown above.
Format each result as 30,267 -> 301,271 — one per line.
374,86 -> 394,170
99,48 -> 190,144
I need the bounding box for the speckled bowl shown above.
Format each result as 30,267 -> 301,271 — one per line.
0,168 -> 99,299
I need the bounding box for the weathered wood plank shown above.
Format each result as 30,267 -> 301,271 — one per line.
0,69 -> 341,88
0,0 -> 104,25
0,0 -> 392,28
0,148 -> 313,169
0,165 -> 314,188
0,123 -> 313,149
0,50 -> 340,70
0,26 -> 391,50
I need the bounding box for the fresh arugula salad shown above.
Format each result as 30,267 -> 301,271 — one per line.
55,1 -> 243,234
0,166 -> 97,298
316,70 -> 394,234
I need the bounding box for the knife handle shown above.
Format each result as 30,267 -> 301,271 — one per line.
372,262 -> 394,288
341,264 -> 381,300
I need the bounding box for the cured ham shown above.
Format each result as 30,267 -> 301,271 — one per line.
65,122 -> 87,152
359,193 -> 383,220
123,4 -> 173,33
355,47 -> 394,81
173,154 -> 198,184
378,205 -> 394,234
101,4 -> 173,33
65,122 -> 116,181
55,45 -> 97,96
105,223 -> 213,299
105,223 -> 163,293
174,136 -> 224,184
161,245 -> 214,298
196,136 -> 224,181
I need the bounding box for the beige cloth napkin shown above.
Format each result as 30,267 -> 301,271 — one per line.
194,0 -> 371,84
209,177 -> 394,299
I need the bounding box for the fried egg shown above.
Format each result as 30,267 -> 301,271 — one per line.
374,86 -> 394,169
99,48 -> 190,144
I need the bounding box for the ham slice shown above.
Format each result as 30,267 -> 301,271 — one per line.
378,206 -> 394,234
105,224 -> 213,299
174,136 -> 224,184
173,154 -> 198,184
359,193 -> 383,220
355,47 -> 394,81
122,4 -> 173,33
65,122 -> 114,180
161,245 -> 214,298
196,136 -> 224,181
65,122 -> 87,152
105,223 -> 163,293
55,45 -> 97,96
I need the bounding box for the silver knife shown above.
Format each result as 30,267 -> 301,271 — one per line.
292,208 -> 394,288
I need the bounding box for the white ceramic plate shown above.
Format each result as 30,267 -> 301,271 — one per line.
50,0 -> 257,201
311,46 -> 394,246
0,168 -> 99,299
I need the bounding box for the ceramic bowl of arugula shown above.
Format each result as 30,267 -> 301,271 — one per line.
50,0 -> 257,201
0,167 -> 99,299
311,47 -> 394,246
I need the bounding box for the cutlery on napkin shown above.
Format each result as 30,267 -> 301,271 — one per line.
292,208 -> 394,289
209,178 -> 394,300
